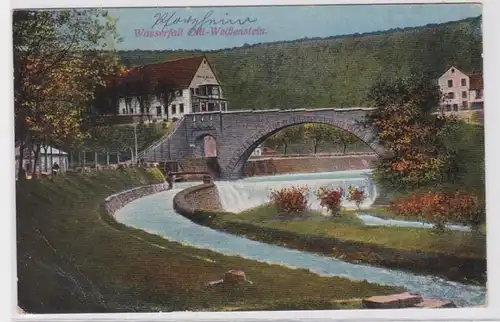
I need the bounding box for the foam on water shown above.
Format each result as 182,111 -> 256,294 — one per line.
215,170 -> 378,213
215,171 -> 470,232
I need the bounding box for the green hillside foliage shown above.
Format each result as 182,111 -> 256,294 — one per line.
118,16 -> 482,110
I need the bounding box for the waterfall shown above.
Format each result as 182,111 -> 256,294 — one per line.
215,170 -> 378,214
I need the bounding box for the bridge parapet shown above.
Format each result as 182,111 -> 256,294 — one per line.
138,106 -> 387,179
188,107 -> 376,116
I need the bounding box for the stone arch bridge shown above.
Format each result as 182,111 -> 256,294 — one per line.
140,108 -> 388,180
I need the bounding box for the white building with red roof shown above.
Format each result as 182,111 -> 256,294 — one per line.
438,66 -> 484,112
113,55 -> 228,121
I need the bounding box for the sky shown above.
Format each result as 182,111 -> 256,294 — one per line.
107,4 -> 482,51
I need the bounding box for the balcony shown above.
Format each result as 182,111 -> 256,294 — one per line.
191,84 -> 224,98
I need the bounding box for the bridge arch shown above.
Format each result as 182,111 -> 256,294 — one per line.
138,107 -> 390,180
221,116 -> 386,179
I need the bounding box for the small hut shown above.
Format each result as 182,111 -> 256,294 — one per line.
15,145 -> 69,176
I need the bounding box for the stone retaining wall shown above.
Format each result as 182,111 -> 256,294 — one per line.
173,183 -> 223,223
173,183 -> 223,213
104,183 -> 169,216
244,154 -> 378,177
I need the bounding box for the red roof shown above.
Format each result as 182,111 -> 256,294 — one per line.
467,73 -> 483,90
109,56 -> 205,89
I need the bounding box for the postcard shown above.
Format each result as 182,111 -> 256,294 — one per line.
10,1 -> 492,321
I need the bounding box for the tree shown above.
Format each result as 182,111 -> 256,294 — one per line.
366,74 -> 442,116
436,119 -> 485,196
304,124 -> 333,154
337,130 -> 358,154
365,75 -> 450,189
267,125 -> 305,154
13,9 -> 121,177
117,67 -> 154,120
154,77 -> 177,121
92,79 -> 121,115
303,124 -> 359,154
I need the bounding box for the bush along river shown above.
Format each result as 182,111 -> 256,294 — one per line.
115,171 -> 486,308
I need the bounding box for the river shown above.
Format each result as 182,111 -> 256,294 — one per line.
115,170 -> 485,307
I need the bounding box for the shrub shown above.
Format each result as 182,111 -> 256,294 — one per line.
268,186 -> 309,215
347,185 -> 366,209
448,190 -> 485,228
390,190 -> 485,230
316,187 -> 344,216
146,167 -> 166,183
172,117 -> 179,123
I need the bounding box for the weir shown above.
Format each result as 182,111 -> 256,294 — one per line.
215,170 -> 377,213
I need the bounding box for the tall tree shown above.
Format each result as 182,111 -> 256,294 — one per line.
13,9 -> 122,177
154,77 -> 177,121
303,124 -> 359,154
267,125 -> 305,155
336,129 -> 358,154
304,124 -> 332,154
364,75 -> 450,189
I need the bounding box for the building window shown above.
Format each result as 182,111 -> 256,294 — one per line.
447,92 -> 455,99
193,103 -> 199,112
171,104 -> 177,115
176,90 -> 182,97
476,89 -> 483,99
451,68 -> 455,73
140,107 -> 145,114
447,80 -> 453,87
201,103 -> 206,111
156,106 -> 161,116
461,78 -> 467,86
212,86 -> 219,95
179,103 -> 184,114
195,88 -> 200,95
453,104 -> 458,111
190,88 -> 194,96
462,91 -> 467,98
208,103 -> 215,111
221,102 -> 226,111
201,86 -> 207,96
446,104 -> 452,112
122,108 -> 126,114
462,101 -> 469,109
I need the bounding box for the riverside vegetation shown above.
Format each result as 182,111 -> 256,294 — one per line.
17,168 -> 405,313
205,185 -> 486,285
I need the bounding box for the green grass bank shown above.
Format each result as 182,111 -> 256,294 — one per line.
203,205 -> 486,285
16,169 -> 401,313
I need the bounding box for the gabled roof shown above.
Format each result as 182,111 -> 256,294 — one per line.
438,66 -> 483,89
439,66 -> 467,79
467,73 -> 483,90
111,56 -> 206,89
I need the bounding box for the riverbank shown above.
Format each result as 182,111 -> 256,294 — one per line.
17,168 -> 401,313
171,180 -> 486,286
174,154 -> 378,181
209,205 -> 486,285
244,153 -> 378,177
359,207 -> 486,234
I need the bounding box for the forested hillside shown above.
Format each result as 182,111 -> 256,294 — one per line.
118,16 -> 482,110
